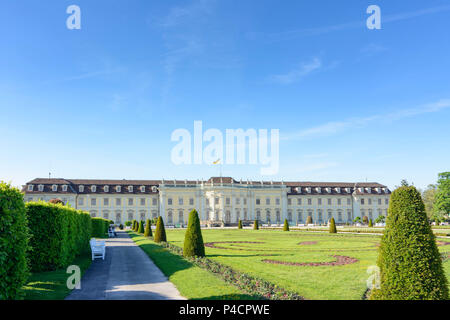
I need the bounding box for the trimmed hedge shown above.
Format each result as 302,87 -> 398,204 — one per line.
0,182 -> 30,300
91,217 -> 109,238
238,220 -> 243,229
183,210 -> 205,257
253,220 -> 259,230
26,202 -> 92,272
371,186 -> 448,300
138,220 -> 144,234
144,219 -> 152,237
283,219 -> 289,231
329,217 -> 337,233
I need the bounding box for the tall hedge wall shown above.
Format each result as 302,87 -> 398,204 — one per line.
0,182 -> 30,300
26,202 -> 92,272
91,217 -> 110,238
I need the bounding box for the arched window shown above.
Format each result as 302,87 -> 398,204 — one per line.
116,212 -> 121,223
298,210 -> 303,223
287,210 -> 292,222
338,210 -> 342,222
256,210 -> 261,221
266,210 -> 271,223
327,210 -> 332,220
236,210 -> 240,223
168,211 -> 173,224
276,210 -> 281,223
318,210 -> 323,222
244,209 -> 248,220
178,211 -> 184,224
225,211 -> 231,223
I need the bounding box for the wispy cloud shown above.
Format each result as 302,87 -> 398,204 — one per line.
283,99 -> 450,140
159,0 -> 215,28
269,57 -> 322,84
250,5 -> 450,42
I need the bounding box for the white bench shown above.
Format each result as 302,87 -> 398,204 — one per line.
90,238 -> 105,261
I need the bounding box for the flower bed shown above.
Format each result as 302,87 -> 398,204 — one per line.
204,241 -> 264,250
262,255 -> 358,267
157,241 -> 304,300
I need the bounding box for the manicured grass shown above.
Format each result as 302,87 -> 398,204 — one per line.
161,229 -> 450,300
22,253 -> 92,300
128,232 -> 258,300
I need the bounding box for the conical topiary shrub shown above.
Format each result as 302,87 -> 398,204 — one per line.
370,186 -> 448,300
183,210 -> 205,257
253,220 -> 259,230
132,220 -> 137,231
238,220 -> 243,229
154,216 -> 167,243
138,220 -> 144,233
329,217 -> 337,233
144,219 -> 152,237
283,219 -> 289,231
306,215 -> 313,225
368,219 -> 373,227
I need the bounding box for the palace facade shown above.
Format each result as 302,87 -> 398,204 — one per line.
23,177 -> 391,226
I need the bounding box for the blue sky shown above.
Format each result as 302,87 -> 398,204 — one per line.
1,0 -> 449,190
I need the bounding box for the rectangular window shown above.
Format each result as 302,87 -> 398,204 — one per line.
103,198 -> 109,206
308,198 -> 312,205
287,199 -> 292,205
152,198 -> 157,206
318,198 -> 322,205
328,198 -> 332,205
297,198 -> 302,205
226,198 -> 230,205
236,198 -> 240,205
378,198 -> 382,205
78,198 -> 84,206
385,198 -> 389,205
116,198 -> 121,206
128,198 -> 133,206
256,198 -> 261,205
179,197 -> 183,205
168,198 -> 173,205
215,197 -> 219,205
347,198 -> 351,205
140,198 -> 145,206
368,198 -> 372,205
275,198 -> 280,205
189,198 -> 194,205
243,198 -> 247,205
361,199 -> 365,205
91,198 -> 96,206
266,198 -> 270,205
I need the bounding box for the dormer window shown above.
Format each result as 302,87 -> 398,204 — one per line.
336,187 -> 341,193
316,187 -> 321,193
151,186 -> 157,192
79,185 -> 84,192
28,185 -> 34,191
116,185 -> 121,192
104,185 -> 109,192
52,185 -> 57,192
375,187 -> 381,194
62,185 -> 68,192
345,187 -> 351,193
91,185 -> 97,192
382,187 -> 388,193
306,187 -> 311,193
326,187 -> 331,193
359,187 -> 364,193
140,186 -> 145,193
38,184 -> 44,191
295,187 -> 301,193
366,187 -> 371,194
128,186 -> 133,193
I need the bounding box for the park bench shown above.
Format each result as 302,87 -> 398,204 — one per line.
90,238 -> 105,261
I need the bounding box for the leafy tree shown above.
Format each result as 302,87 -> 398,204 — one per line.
371,186 -> 448,300
353,216 -> 361,224
253,220 -> 259,230
400,179 -> 409,186
283,219 -> 289,231
144,219 -> 152,237
238,220 -> 243,229
434,172 -> 450,220
154,216 -> 167,243
183,210 -> 205,257
329,217 -> 337,233
375,215 -> 385,224
422,184 -> 437,219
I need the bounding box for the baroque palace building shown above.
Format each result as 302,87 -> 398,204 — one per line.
23,177 -> 391,226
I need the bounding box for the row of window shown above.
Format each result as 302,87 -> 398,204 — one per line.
79,197 -> 158,207
28,184 -> 158,193
288,197 -> 389,206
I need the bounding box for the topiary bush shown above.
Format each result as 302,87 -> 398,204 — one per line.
144,219 -> 152,237
371,186 -> 449,300
368,219 -> 373,227
138,220 -> 144,234
119,224 -> 124,230
183,210 -> 205,257
154,216 -> 167,243
26,201 -> 92,272
0,182 -> 30,300
329,217 -> 337,233
125,221 -> 131,227
253,219 -> 259,230
306,215 -> 313,225
238,220 -> 243,229
91,217 -> 109,238
283,219 -> 289,231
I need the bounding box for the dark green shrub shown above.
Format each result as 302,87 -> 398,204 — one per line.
91,217 -> 109,238
371,186 -> 449,300
144,219 -> 152,237
125,221 -> 132,227
132,220 -> 136,231
253,220 -> 259,230
154,216 -> 167,243
329,217 -> 337,233
368,219 -> 373,227
0,182 -> 30,299
183,210 -> 205,257
283,219 -> 289,231
138,220 -> 144,233
238,220 -> 243,229
119,224 -> 124,230
306,215 -> 313,225
26,201 -> 92,272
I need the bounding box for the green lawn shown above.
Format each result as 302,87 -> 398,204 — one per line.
160,229 -> 450,300
22,253 -> 92,300
128,232 -> 258,300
